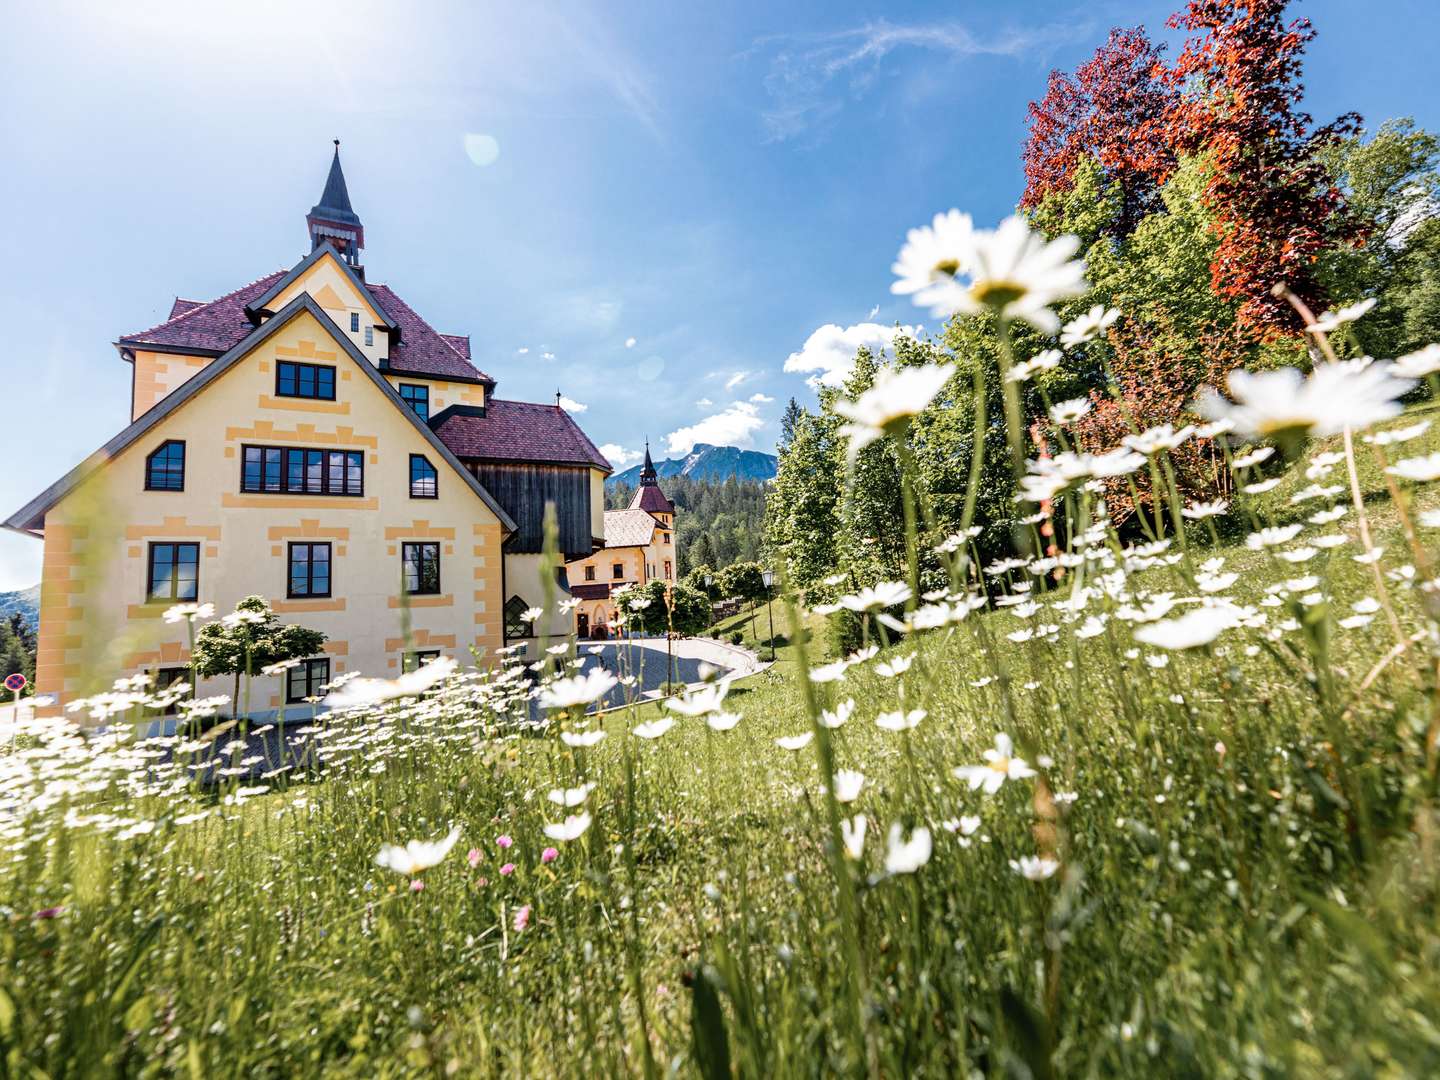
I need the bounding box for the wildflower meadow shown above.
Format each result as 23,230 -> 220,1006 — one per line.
8,3 -> 1440,1077
7,199 -> 1440,1075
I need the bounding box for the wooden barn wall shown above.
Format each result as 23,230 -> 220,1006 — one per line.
466,462 -> 593,556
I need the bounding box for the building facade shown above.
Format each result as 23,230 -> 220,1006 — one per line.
565,446 -> 676,638
5,147 -> 611,714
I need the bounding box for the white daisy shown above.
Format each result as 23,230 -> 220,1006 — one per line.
819,699 -> 855,729
833,769 -> 865,803
1006,348 -> 1063,384
1197,362 -> 1414,443
1306,298 -> 1376,334
633,718 -> 676,740
775,732 -> 814,751
374,826 -> 462,876
543,812 -> 592,842
1182,500 -> 1228,520
840,814 -> 868,860
1010,855 -> 1060,881
884,824 -> 933,874
538,668 -> 618,710
1133,606 -> 1240,650
560,729 -> 607,748
954,733 -> 1036,794
834,364 -> 955,459
1049,397 -> 1091,426
890,209 -> 975,314
1060,304 -> 1120,347
876,709 -> 926,732
1386,453 -> 1440,483
1393,343 -> 1440,379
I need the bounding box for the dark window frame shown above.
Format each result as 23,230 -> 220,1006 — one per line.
584,565 -> 596,582
504,595 -> 530,640
399,383 -> 430,420
287,541 -> 332,599
275,360 -> 337,401
286,657 -> 331,704
402,541 -> 441,595
146,541 -> 200,602
409,454 -> 438,499
402,649 -> 442,673
144,440 -> 186,492
241,444 -> 364,497
612,563 -> 624,579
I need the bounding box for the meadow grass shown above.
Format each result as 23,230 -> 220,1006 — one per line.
5,413 -> 1440,1077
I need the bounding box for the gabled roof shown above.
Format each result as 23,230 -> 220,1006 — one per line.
631,483 -> 674,515
119,271 -> 287,354
7,294 -> 517,537
369,284 -> 493,384
603,508 -> 660,548
430,400 -> 612,471
244,243 -> 397,332
116,262 -> 494,384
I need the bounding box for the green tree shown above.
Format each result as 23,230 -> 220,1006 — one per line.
193,596 -> 327,718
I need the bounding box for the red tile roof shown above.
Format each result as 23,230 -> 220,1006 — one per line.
168,298 -> 205,320
432,399 -> 612,470
367,283 -> 492,383
120,271 -> 288,353
440,333 -> 471,359
631,484 -> 674,515
118,270 -> 493,384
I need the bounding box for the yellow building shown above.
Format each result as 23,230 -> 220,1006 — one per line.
565,446 -> 676,638
4,146 -> 610,714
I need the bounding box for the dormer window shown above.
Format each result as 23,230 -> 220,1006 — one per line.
145,440 -> 185,491
276,360 -> 336,400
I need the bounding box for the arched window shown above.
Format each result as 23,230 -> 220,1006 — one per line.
504,595 -> 530,640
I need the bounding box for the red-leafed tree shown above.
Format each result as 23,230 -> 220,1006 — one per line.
1164,0 -> 1361,336
1021,27 -> 1177,235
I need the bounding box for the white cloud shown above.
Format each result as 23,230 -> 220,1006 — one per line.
695,397 -> 713,407
666,402 -> 764,456
867,304 -> 880,319
517,347 -> 530,355
599,443 -> 643,467
541,351 -> 557,362
625,336 -> 637,348
755,18 -> 1083,141
749,392 -> 775,403
558,395 -> 588,413
725,370 -> 753,391
784,322 -> 917,388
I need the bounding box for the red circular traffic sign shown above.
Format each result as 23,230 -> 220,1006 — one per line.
4,673 -> 26,692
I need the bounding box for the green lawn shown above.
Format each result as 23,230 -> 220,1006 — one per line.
4,416 -> 1440,1076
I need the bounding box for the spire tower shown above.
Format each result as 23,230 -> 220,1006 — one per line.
307,140 -> 365,268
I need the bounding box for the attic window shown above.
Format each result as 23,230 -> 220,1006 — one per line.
350,312 -> 360,332
364,326 -> 374,346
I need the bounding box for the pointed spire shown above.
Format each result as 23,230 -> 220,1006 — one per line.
639,439 -> 658,485
307,141 -> 364,266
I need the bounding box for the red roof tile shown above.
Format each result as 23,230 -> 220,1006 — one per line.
440,333 -> 471,359
120,271 -> 288,353
367,283 -> 492,383
119,270 -> 494,384
432,399 -> 612,470
168,298 -> 205,320
631,484 -> 674,515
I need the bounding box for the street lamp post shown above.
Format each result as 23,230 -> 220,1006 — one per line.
761,568 -> 776,662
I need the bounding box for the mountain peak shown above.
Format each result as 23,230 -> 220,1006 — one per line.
608,444 -> 776,488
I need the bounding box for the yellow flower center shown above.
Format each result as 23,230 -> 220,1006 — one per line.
931,258 -> 960,278
989,757 -> 1009,773
972,279 -> 1027,309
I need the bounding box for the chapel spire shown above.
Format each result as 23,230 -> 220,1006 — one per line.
306,140 -> 365,269
639,439 -> 658,485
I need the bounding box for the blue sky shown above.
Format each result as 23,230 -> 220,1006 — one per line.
2,0 -> 1437,588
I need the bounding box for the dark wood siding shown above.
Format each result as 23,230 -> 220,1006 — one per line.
465,462 -> 594,557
